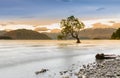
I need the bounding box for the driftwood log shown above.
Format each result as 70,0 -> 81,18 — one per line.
96,53 -> 116,59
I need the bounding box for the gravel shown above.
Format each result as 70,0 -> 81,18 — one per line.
36,56 -> 120,78
73,56 -> 120,78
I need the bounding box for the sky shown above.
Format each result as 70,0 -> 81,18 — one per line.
0,0 -> 120,31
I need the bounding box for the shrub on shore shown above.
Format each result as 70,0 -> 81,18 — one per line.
111,28 -> 120,39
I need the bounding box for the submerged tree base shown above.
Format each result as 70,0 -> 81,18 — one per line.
76,41 -> 81,43
76,39 -> 81,43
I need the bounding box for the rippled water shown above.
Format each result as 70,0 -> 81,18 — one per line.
0,40 -> 120,78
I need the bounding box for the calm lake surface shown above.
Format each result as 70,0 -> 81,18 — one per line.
0,40 -> 120,78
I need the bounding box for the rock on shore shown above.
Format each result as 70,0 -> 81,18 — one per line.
75,57 -> 120,78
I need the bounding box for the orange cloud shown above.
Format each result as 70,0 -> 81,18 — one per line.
0,24 -> 7,26
109,21 -> 115,23
92,22 -> 120,29
0,19 -> 59,26
34,27 -> 49,32
50,29 -> 61,33
92,23 -> 111,28
112,23 -> 120,28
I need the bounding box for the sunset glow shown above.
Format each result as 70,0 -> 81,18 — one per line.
0,0 -> 120,32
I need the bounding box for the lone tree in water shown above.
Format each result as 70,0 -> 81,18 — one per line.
58,16 -> 85,43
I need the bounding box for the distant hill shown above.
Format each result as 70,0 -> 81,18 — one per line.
44,28 -> 116,39
3,29 -> 51,40
44,33 -> 59,39
0,28 -> 116,40
0,31 -> 7,36
79,28 -> 116,39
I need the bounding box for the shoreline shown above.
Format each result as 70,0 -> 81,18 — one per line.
75,57 -> 120,78
36,56 -> 120,78
62,56 -> 120,78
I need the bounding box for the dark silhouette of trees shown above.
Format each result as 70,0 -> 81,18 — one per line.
58,16 -> 85,43
0,36 -> 12,39
57,34 -> 65,40
111,28 -> 120,39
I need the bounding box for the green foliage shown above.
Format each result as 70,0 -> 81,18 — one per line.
111,32 -> 116,39
0,36 -> 12,39
111,28 -> 120,39
58,16 -> 85,43
57,34 -> 65,40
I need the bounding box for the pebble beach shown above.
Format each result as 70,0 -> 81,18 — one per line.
37,56 -> 120,78
60,56 -> 120,78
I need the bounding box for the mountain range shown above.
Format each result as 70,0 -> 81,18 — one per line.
0,29 -> 51,40
44,28 -> 117,39
0,28 -> 117,40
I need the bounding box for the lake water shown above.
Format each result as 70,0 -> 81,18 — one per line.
0,40 -> 120,78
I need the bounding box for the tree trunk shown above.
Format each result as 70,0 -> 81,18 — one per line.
71,32 -> 81,43
76,38 -> 81,43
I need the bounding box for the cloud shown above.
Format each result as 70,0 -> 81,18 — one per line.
83,18 -> 120,28
34,27 -> 49,32
36,23 -> 60,29
0,22 -> 16,27
96,7 -> 105,11
112,23 -> 120,28
20,16 -> 35,19
0,24 -> 7,26
0,24 -> 34,31
50,29 -> 61,33
0,21 -> 15,28
57,0 -> 73,2
109,21 -> 115,23
8,22 -> 15,24
92,22 -> 120,29
92,23 -> 111,28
